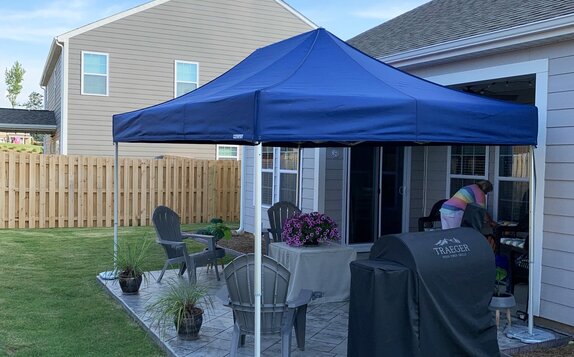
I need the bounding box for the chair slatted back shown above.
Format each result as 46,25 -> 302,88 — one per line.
418,199 -> 448,231
224,254 -> 290,335
267,201 -> 301,242
152,206 -> 186,259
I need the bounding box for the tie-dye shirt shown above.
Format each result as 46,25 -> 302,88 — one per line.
441,184 -> 486,213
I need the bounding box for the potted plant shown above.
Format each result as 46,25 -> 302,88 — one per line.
195,218 -> 232,241
489,267 -> 516,327
282,212 -> 340,247
116,236 -> 152,294
147,280 -> 213,340
490,267 -> 516,305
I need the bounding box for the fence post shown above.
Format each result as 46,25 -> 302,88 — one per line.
208,161 -> 217,220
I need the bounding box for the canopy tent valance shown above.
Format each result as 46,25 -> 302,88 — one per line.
113,29 -> 537,147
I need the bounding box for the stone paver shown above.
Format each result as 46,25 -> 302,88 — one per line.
98,268 -> 567,356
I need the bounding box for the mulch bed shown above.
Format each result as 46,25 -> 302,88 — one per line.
217,232 -> 267,256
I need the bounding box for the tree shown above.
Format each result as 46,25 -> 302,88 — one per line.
5,61 -> 26,108
24,92 -> 43,110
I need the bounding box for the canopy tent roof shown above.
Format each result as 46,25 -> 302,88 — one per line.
113,28 -> 537,147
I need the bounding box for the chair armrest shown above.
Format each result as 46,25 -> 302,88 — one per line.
156,239 -> 186,249
287,289 -> 313,308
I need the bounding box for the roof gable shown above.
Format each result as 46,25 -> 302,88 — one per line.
40,0 -> 316,86
349,0 -> 574,58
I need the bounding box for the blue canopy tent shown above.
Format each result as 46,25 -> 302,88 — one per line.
112,28 -> 539,352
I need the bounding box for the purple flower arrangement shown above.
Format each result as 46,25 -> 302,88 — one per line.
282,212 -> 340,247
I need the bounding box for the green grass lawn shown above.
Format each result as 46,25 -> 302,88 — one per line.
0,223 -> 220,356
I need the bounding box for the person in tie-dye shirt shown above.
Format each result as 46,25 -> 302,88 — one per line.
440,180 -> 493,229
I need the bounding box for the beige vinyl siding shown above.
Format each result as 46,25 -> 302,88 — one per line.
65,0 -> 313,158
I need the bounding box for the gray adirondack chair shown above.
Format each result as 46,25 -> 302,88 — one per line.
223,254 -> 312,357
265,201 -> 301,254
152,205 -> 214,283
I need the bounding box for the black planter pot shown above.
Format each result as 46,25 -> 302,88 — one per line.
176,308 -> 204,340
119,274 -> 143,294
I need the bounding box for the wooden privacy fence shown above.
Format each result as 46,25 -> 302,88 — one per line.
0,152 -> 240,229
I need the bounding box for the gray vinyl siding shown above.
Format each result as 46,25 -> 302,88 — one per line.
324,148 -> 344,231
541,48 -> 574,326
45,55 -> 63,153
402,39 -> 574,326
64,0 -> 313,158
408,146 -> 449,231
300,149 -> 316,213
243,146 -> 255,233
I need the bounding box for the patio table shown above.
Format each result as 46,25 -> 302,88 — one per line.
269,242 -> 357,303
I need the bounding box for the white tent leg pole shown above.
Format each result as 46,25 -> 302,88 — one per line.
99,143 -> 119,280
528,146 -> 534,334
254,143 -> 262,357
234,146 -> 247,234
114,143 -> 119,272
423,146 -> 429,215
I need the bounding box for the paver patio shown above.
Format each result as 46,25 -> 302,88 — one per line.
98,267 -> 569,357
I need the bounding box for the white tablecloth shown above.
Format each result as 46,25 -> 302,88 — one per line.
269,242 -> 357,304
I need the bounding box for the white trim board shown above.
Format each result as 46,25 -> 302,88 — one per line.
426,59 -> 548,316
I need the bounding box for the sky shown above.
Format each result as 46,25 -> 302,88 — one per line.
0,0 -> 429,108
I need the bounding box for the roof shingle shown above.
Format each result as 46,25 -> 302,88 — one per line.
0,108 -> 56,132
348,0 -> 574,58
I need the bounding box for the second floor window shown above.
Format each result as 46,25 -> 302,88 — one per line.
82,52 -> 108,95
175,61 -> 198,97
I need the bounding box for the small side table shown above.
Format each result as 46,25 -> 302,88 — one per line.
489,294 -> 516,328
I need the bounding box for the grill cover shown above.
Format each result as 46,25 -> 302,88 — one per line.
348,227 -> 499,357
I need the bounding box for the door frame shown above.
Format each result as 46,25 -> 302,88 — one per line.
342,146 -> 411,251
425,59 -> 548,315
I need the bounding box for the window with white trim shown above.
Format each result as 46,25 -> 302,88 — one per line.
448,145 -> 488,196
217,145 -> 239,160
260,147 -> 299,207
495,146 -> 529,222
82,52 -> 108,95
175,61 -> 198,97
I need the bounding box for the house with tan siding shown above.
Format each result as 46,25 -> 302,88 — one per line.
40,0 -> 315,159
240,0 -> 574,329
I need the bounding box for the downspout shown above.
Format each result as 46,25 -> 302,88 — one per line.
55,38 -> 68,155
234,145 -> 247,234
528,145 -> 535,334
